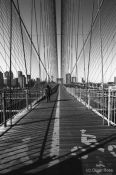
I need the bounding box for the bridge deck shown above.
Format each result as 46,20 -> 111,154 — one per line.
0,85 -> 116,175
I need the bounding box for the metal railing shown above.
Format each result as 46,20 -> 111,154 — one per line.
0,89 -> 44,127
66,86 -> 116,126
0,83 -> 58,127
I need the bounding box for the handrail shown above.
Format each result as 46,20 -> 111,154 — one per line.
0,84 -> 58,127
65,86 -> 116,126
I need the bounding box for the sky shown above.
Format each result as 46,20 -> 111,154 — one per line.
18,0 -> 58,80
55,0 -> 61,78
0,0 -> 116,83
18,0 -> 61,78
60,0 -> 116,83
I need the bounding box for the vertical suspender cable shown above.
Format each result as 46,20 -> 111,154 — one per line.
39,0 -> 42,79
87,1 -> 95,87
54,0 -> 58,79
30,0 -> 33,83
44,0 -> 47,80
17,0 -> 28,84
82,14 -> 86,83
71,0 -> 104,75
74,0 -> 77,78
68,0 -> 71,73
34,0 -> 41,80
99,0 -> 104,88
1,2 -> 7,72
70,1 -> 74,75
98,0 -> 104,125
61,0 -> 63,78
67,2 -> 69,73
45,0 -> 50,81
75,0 -> 80,82
10,0 -> 13,126
12,0 -> 50,81
41,0 -> 47,81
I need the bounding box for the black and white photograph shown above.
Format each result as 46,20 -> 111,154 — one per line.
0,0 -> 116,174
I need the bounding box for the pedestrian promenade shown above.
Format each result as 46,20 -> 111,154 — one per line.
0,85 -> 116,175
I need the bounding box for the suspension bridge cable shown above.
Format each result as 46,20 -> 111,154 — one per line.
34,0 -> 41,80
17,0 -> 28,83
0,20 -> 24,73
108,57 -> 116,82
12,13 -> 27,71
43,0 -> 48,80
67,0 -> 71,73
46,0 -> 49,80
30,0 -> 33,81
68,0 -> 72,73
87,1 -> 95,86
81,14 -> 86,82
64,1 -> 68,75
68,0 -> 71,73
40,0 -> 46,80
93,33 -> 116,82
61,0 -> 66,77
39,0 -> 42,77
61,0 -> 63,77
70,0 -> 74,75
50,0 -> 57,79
54,0 -> 58,78
91,37 -> 115,82
90,6 -> 116,82
98,0 -> 105,125
89,4 -> 116,81
1,0 -> 26,74
0,4 -> 7,72
9,0 -> 13,126
74,0 -> 77,76
90,5 -> 115,81
46,3 -> 50,78
12,0 -> 51,80
71,0 -> 104,75
75,0 -> 80,81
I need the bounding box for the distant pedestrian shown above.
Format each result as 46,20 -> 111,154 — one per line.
45,85 -> 52,102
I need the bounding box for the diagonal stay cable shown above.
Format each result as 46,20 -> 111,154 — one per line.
34,0 -> 41,80
17,0 -> 28,81
30,0 -> 33,80
12,0 -> 51,80
87,1 -> 95,86
75,0 -> 80,80
71,0 -> 104,75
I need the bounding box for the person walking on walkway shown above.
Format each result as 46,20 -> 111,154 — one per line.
45,85 -> 52,102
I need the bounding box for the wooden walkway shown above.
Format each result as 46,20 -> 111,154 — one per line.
0,85 -> 116,175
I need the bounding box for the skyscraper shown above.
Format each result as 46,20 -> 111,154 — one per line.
66,73 -> 71,84
0,71 -> 3,88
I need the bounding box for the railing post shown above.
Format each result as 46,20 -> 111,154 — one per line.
73,87 -> 75,97
26,89 -> 28,109
2,92 -> 6,127
108,87 -> 111,126
75,87 -> 76,97
80,88 -> 81,101
42,89 -> 44,98
29,90 -> 32,109
88,89 -> 90,108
